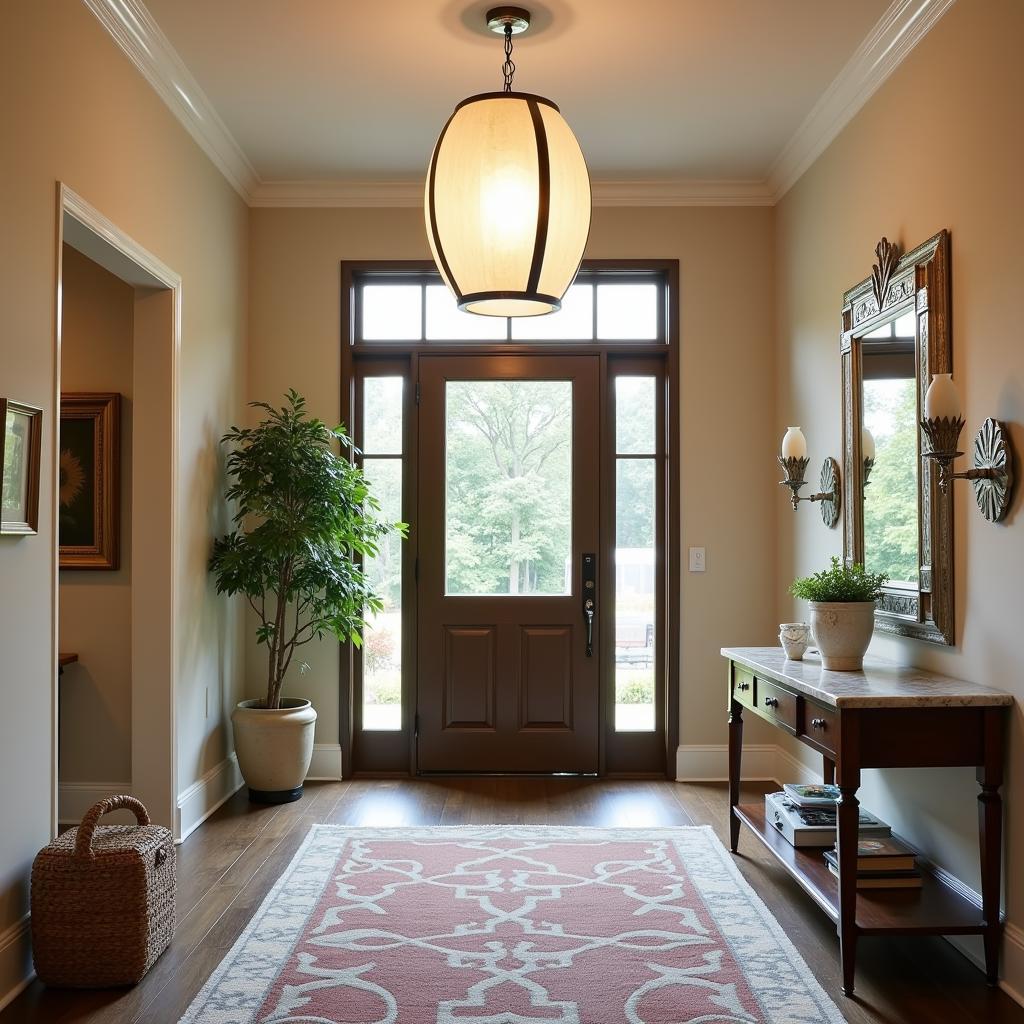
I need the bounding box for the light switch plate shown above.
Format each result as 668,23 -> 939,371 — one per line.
688,547 -> 706,572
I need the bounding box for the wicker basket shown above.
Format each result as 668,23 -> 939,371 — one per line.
31,795 -> 175,987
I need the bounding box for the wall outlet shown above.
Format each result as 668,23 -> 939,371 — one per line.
688,547 -> 706,572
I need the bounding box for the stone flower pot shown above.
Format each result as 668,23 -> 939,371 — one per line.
809,601 -> 875,671
232,698 -> 317,804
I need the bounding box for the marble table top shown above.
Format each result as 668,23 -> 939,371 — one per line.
722,646 -> 1014,709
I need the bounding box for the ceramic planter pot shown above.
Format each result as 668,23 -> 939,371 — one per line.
232,698 -> 317,804
808,601 -> 875,671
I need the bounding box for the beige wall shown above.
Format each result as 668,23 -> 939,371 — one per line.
0,0 -> 247,997
58,245 -> 135,790
248,205 -> 782,761
775,0 -> 1024,986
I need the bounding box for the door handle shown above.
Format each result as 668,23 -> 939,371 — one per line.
582,553 -> 596,657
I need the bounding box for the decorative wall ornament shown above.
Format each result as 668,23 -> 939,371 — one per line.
871,237 -> 901,311
972,418 -> 1013,523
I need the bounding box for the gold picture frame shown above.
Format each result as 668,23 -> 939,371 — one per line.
1,399 -> 43,536
59,392 -> 121,569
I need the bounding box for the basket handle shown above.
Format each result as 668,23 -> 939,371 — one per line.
75,795 -> 151,859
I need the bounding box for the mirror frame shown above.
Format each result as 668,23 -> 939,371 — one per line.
840,229 -> 953,645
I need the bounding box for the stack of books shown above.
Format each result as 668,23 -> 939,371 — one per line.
765,783 -> 891,848
823,836 -> 922,889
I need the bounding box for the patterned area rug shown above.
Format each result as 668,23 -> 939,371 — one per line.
181,825 -> 845,1023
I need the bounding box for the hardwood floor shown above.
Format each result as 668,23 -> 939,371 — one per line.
3,778 -> 1020,1023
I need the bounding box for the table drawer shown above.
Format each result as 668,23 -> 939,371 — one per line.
801,701 -> 838,757
757,678 -> 798,732
732,667 -> 755,709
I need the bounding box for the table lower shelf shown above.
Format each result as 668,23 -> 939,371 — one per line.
733,804 -> 987,936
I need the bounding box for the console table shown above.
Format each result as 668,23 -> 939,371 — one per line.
722,646 -> 1011,996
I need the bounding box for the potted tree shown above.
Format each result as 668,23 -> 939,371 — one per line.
789,557 -> 889,671
210,391 -> 403,803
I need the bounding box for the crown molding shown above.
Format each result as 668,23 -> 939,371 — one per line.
768,0 -> 956,201
86,0 -> 954,210
82,0 -> 257,199
248,178 -> 775,209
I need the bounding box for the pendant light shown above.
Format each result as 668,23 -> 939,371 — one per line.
425,6 -> 592,317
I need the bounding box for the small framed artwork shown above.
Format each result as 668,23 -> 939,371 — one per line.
59,392 -> 121,569
1,399 -> 43,536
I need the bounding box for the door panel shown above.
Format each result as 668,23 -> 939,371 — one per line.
519,626 -> 574,730
442,626 -> 497,729
417,355 -> 600,773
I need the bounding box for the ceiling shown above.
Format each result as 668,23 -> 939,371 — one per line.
140,0 -> 890,185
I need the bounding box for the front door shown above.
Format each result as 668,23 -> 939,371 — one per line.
416,354 -> 600,772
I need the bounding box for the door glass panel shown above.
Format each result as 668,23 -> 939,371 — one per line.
615,376 -> 657,454
361,375 -> 405,731
597,283 -> 658,340
362,457 -> 403,729
363,377 -> 404,454
511,284 -> 594,340
615,374 -> 657,731
425,285 -> 507,341
445,380 -> 572,596
362,285 -> 422,340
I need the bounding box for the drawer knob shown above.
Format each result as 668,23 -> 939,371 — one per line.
811,717 -> 827,730
738,682 -> 750,691
764,696 -> 779,709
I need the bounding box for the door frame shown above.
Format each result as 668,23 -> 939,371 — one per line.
54,184 -> 181,832
340,259 -> 680,779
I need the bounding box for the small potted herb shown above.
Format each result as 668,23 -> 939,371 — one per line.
789,557 -> 889,671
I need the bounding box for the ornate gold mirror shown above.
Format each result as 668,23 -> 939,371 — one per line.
841,230 -> 953,644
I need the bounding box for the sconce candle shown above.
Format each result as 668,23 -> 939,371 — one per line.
781,427 -> 807,460
862,427 -> 876,462
924,373 -> 962,421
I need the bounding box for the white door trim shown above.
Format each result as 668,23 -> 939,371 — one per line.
53,182 -> 181,834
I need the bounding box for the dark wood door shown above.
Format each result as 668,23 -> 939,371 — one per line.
417,354 -> 600,772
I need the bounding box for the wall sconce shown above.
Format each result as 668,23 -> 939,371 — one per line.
920,373 -> 1014,522
862,427 -> 876,491
778,427 -> 841,528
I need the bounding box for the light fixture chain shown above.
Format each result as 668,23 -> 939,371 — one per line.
502,23 -> 515,92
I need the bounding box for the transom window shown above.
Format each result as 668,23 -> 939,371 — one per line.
352,269 -> 667,345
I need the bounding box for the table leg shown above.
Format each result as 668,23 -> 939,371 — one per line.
978,708 -> 1005,986
728,699 -> 743,853
837,760 -> 861,997
823,755 -> 835,785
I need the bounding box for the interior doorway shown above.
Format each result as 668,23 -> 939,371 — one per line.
53,185 -> 180,832
341,261 -> 680,779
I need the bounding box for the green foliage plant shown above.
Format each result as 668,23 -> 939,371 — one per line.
210,391 -> 405,709
789,557 -> 889,604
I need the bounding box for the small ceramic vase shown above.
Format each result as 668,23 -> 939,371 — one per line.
779,622 -> 809,661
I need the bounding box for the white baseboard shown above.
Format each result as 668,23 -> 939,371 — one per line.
675,742 -> 797,783
1001,923 -> 1024,1008
307,743 -> 343,781
57,780 -> 135,824
176,753 -> 244,842
0,915 -> 32,1013
675,743 -> 1024,1006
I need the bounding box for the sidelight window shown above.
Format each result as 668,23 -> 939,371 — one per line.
614,375 -> 658,732
360,376 -> 404,730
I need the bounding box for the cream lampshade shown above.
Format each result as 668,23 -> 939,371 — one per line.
425,8 -> 592,317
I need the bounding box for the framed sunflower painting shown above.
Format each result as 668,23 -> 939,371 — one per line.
1,399 -> 42,536
59,393 -> 120,569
